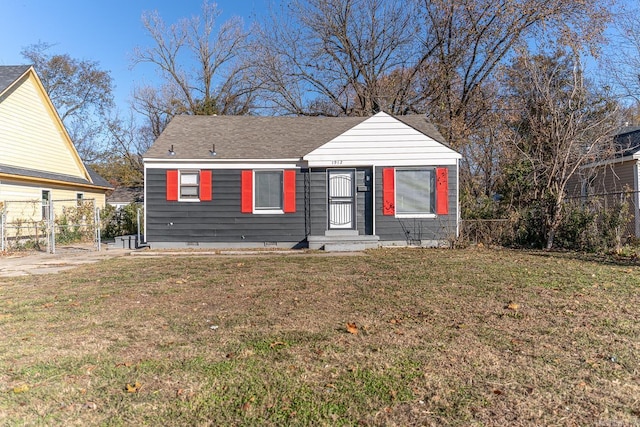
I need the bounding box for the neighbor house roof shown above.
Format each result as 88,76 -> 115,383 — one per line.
0,65 -> 31,95
107,186 -> 144,205
145,114 -> 448,160
0,164 -> 112,190
614,126 -> 640,157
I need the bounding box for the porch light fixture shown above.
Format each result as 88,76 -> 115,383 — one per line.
209,144 -> 217,156
168,145 -> 175,156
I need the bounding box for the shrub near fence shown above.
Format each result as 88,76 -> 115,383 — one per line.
1,199 -> 99,252
460,191 -> 637,251
460,218 -> 513,247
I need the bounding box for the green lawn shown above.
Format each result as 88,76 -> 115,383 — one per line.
0,248 -> 638,426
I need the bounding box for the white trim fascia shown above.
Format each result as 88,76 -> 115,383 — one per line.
580,154 -> 637,169
144,161 -> 303,170
143,157 -> 301,163
306,159 -> 459,168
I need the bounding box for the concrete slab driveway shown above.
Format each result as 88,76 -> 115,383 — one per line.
0,245 -> 128,277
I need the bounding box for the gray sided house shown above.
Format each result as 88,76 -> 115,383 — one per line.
567,126 -> 640,239
143,112 -> 462,250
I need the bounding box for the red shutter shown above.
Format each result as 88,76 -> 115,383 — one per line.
283,170 -> 296,213
436,167 -> 449,215
241,170 -> 253,213
200,170 -> 212,201
166,170 -> 178,201
382,168 -> 395,215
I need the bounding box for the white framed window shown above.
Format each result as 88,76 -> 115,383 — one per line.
42,190 -> 51,220
254,170 -> 283,213
395,168 -> 435,217
180,171 -> 200,201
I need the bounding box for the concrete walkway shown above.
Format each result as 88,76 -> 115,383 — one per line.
0,245 -> 129,277
0,246 -> 364,277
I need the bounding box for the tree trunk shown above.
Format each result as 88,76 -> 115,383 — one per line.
545,198 -> 564,250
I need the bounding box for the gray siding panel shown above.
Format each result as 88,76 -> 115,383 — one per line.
374,165 -> 458,243
146,169 -> 307,245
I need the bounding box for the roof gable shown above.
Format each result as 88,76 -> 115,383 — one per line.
303,112 -> 461,167
0,66 -> 99,186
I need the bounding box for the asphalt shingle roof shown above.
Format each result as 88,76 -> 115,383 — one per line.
614,127 -> 640,157
0,65 -> 31,95
0,164 -> 110,189
145,114 -> 448,160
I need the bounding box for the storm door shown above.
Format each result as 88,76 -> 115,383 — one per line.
328,169 -> 356,229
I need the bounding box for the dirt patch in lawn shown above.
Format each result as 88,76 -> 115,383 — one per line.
0,248 -> 638,425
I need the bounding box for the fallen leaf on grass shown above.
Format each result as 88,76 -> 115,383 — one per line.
115,362 -> 133,368
125,382 -> 141,393
346,322 -> 358,335
13,384 -> 29,394
241,396 -> 255,411
506,302 -> 520,311
270,341 -> 286,348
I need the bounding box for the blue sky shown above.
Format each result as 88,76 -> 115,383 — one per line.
0,1 -> 267,113
1,1 -> 635,115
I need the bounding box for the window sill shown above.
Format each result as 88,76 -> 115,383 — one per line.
395,213 -> 437,219
253,209 -> 284,215
178,198 -> 201,202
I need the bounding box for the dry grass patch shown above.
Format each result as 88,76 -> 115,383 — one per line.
0,248 -> 638,426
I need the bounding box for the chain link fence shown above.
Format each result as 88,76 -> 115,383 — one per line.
460,190 -> 639,249
0,198 -> 101,253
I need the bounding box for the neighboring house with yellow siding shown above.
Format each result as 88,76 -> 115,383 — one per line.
0,65 -> 111,226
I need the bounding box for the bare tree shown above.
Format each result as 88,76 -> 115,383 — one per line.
601,3 -> 640,121
21,42 -> 114,161
132,1 -> 254,137
502,47 -> 619,249
416,0 -> 614,148
250,0 -> 612,123
251,0 -> 431,116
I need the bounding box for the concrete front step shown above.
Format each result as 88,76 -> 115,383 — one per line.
307,234 -> 380,251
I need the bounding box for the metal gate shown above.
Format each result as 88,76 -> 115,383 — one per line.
328,169 -> 356,229
0,198 -> 101,253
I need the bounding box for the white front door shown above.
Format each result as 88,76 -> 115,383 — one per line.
328,169 -> 355,229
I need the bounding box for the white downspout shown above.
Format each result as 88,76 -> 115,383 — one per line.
372,166 -> 376,236
456,159 -> 460,238
143,164 -> 148,244
634,161 -> 640,238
